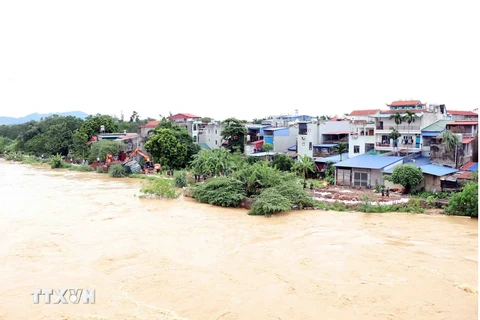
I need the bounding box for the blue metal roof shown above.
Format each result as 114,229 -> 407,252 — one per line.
288,145 -> 296,151
469,163 -> 478,171
420,164 -> 458,176
314,144 -> 338,148
383,157 -> 431,173
264,127 -> 288,131
315,153 -> 349,163
334,155 -> 404,169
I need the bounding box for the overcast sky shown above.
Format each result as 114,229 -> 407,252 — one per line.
0,0 -> 479,121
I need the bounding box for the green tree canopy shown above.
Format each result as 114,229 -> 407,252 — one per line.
386,164 -> 424,194
89,140 -> 125,162
144,128 -> 187,169
271,154 -> 294,171
221,118 -> 247,153
79,115 -> 118,139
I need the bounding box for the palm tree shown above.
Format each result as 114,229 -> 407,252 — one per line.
293,154 -> 315,182
403,110 -> 415,153
333,142 -> 348,161
389,111 -> 404,136
442,130 -> 462,168
388,128 -> 402,155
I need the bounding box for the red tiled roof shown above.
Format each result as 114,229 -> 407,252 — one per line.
457,171 -> 473,180
117,133 -> 139,140
167,113 -> 201,119
448,110 -> 478,116
448,121 -> 478,126
462,137 -> 476,144
380,109 -> 426,114
387,100 -> 425,107
139,120 -> 160,128
460,161 -> 477,171
349,109 -> 380,116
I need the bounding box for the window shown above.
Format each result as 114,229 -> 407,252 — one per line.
309,142 -> 312,150
354,145 -> 360,153
193,136 -> 197,142
215,130 -> 217,134
302,142 -> 305,146
299,123 -> 307,135
353,171 -> 368,187
193,124 -> 197,131
215,140 -> 218,145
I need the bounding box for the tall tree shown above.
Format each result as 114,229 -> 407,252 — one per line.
130,111 -> 140,122
145,128 -> 187,169
389,111 -> 404,132
221,118 -> 248,153
404,110 -> 416,153
79,115 -> 118,139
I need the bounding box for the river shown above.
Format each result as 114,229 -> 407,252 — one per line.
0,160 -> 477,320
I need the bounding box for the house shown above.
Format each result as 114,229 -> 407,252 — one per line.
138,120 -> 160,142
198,121 -> 226,150
244,124 -> 271,154
447,110 -> 478,121
297,119 -> 351,160
457,162 -> 478,181
347,109 -> 380,158
420,120 -> 450,157
333,155 -> 404,187
429,120 -> 479,168
167,113 -> 202,125
372,100 -> 446,155
263,127 -> 297,153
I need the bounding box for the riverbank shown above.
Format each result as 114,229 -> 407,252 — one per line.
0,160 -> 477,320
1,157 -> 455,216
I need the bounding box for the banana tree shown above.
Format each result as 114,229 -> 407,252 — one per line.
293,154 -> 316,182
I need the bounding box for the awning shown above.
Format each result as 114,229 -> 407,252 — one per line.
251,140 -> 264,147
287,145 -> 296,151
463,137 -> 475,144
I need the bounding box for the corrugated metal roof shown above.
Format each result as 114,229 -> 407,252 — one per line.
199,143 -> 211,150
463,137 -> 476,144
314,144 -> 338,148
315,153 -> 349,163
421,120 -> 450,132
323,131 -> 350,135
383,157 -> 431,173
449,121 -> 478,125
288,145 -> 296,151
334,155 -> 404,169
420,164 -> 458,176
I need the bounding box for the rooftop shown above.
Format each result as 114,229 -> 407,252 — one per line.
315,153 -> 349,163
168,113 -> 201,119
349,109 -> 380,116
462,137 -> 476,144
448,110 -> 478,116
448,121 -> 478,126
420,164 -> 458,177
460,162 -> 478,171
383,157 -> 431,173
199,143 -> 211,150
334,155 -> 404,169
139,120 -> 160,128
246,152 -> 277,157
421,120 -> 450,132
387,100 -> 425,107
314,144 -> 339,148
323,131 -> 351,135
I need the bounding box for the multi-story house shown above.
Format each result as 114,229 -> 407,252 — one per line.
372,100 -> 446,154
244,124 -> 271,154
297,119 -> 351,160
347,110 -> 380,158
446,110 -> 478,121
263,127 -> 298,153
138,120 -> 160,147
198,121 -> 226,150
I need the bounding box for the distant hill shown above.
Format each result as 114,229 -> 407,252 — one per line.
0,111 -> 90,125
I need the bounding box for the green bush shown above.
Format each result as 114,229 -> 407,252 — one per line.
386,164 -> 424,194
425,196 -> 436,207
445,182 -> 478,217
273,182 -> 315,208
108,164 -> 127,178
6,152 -> 24,162
50,154 -> 64,169
68,164 -> 94,172
174,171 -> 188,188
192,176 -> 246,207
96,166 -> 105,173
248,188 -> 292,216
140,178 -> 180,199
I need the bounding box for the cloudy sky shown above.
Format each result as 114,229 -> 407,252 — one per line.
0,0 -> 478,121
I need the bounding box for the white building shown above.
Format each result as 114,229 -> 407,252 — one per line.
347,110 -> 379,158
198,122 -> 226,150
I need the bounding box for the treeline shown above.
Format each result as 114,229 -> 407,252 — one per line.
0,113 -> 251,171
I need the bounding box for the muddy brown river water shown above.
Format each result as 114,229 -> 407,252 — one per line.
0,160 -> 477,320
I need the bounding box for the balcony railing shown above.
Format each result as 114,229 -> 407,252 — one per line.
313,152 -> 334,157
376,125 -> 421,131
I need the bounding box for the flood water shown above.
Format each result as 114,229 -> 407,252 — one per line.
0,160 -> 477,320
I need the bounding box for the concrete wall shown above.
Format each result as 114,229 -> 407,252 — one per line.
198,123 -> 225,150
273,127 -> 297,153
423,174 -> 442,192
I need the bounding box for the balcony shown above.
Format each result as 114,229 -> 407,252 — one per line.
376,125 -> 421,131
